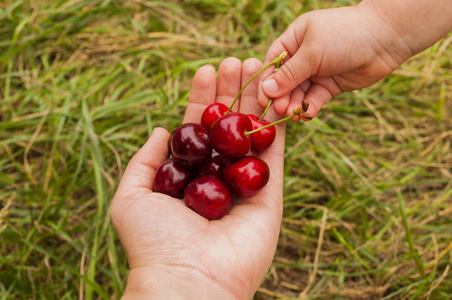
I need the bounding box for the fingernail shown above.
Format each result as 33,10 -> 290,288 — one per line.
263,79 -> 279,95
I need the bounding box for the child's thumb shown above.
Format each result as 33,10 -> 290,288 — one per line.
262,48 -> 314,98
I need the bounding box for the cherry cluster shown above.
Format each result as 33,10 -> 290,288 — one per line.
152,52 -> 311,220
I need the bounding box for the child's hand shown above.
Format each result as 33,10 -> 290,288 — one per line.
259,0 -> 452,121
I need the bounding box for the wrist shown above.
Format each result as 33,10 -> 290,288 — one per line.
361,0 -> 452,55
356,1 -> 414,66
122,266 -> 237,300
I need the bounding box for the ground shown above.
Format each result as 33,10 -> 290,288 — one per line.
1,0 -> 451,299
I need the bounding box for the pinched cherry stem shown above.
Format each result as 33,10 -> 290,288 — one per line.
226,51 -> 288,114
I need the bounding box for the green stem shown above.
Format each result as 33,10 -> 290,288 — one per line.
273,60 -> 282,73
257,60 -> 282,121
259,98 -> 273,122
245,106 -> 302,136
226,51 -> 287,114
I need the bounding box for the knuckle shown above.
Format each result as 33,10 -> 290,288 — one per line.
314,86 -> 332,105
278,61 -> 299,82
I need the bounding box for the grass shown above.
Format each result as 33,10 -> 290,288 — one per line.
1,0 -> 451,299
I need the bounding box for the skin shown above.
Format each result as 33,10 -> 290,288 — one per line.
111,0 -> 452,297
258,0 -> 452,121
110,58 -> 286,299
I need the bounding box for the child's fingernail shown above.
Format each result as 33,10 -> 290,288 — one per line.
263,79 -> 279,95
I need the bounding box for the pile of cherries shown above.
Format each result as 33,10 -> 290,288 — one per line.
152,52 -> 311,220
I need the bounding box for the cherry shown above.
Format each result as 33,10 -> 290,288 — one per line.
247,114 -> 276,153
222,156 -> 270,198
170,123 -> 212,167
153,159 -> 193,198
195,150 -> 230,179
209,103 -> 310,159
198,51 -> 293,159
210,112 -> 252,158
201,103 -> 230,132
184,175 -> 232,220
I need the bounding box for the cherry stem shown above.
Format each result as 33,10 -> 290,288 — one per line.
226,51 -> 288,114
245,106 -> 304,136
258,60 -> 282,122
258,98 -> 273,122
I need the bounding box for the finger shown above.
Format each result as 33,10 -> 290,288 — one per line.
114,127 -> 170,202
255,114 -> 286,213
272,80 -> 311,120
284,85 -> 307,122
238,58 -> 264,116
258,18 -> 307,107
225,106 -> 286,221
271,94 -> 291,116
183,64 -> 217,124
295,76 -> 342,119
262,45 -> 316,99
216,57 -> 242,111
300,84 -> 331,119
300,79 -> 312,93
257,45 -> 292,109
266,79 -> 312,118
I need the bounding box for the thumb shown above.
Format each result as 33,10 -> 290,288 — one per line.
114,127 -> 170,198
262,46 -> 315,99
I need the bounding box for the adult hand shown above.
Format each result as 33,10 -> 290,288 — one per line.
110,57 -> 286,299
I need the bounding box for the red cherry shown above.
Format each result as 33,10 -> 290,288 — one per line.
201,103 -> 230,132
153,159 -> 193,198
195,150 -> 230,179
210,112 -> 252,158
184,175 -> 232,220
171,123 -> 212,167
222,156 -> 270,198
247,114 -> 276,153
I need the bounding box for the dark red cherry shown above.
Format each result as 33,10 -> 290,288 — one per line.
210,112 -> 252,158
184,175 -> 232,220
247,114 -> 276,153
195,150 -> 229,179
201,103 -> 230,132
153,159 -> 193,198
222,156 -> 270,198
171,123 -> 212,167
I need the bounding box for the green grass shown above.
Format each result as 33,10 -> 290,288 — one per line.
1,0 -> 451,299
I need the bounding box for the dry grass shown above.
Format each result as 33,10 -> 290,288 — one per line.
1,0 -> 451,299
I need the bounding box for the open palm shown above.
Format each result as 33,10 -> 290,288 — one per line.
110,57 -> 286,299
